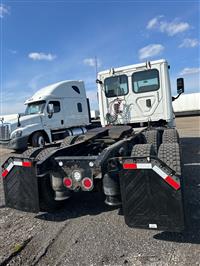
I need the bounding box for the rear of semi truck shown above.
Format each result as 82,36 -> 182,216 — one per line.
2,59 -> 186,232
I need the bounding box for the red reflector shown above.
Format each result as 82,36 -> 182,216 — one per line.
82,178 -> 93,189
2,169 -> 8,178
165,176 -> 180,190
123,163 -> 137,169
63,178 -> 72,188
22,161 -> 32,167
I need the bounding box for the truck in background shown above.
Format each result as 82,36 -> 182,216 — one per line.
0,80 -> 90,150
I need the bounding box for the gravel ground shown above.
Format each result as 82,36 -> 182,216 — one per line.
0,116 -> 200,266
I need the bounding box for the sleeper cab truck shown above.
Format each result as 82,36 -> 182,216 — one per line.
0,80 -> 90,150
2,59 -> 186,232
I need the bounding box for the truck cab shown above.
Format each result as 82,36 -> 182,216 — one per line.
97,59 -> 176,128
0,80 -> 90,150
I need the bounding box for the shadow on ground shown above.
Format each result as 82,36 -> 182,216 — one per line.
36,192 -> 115,222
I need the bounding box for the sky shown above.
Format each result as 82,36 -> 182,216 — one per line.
0,0 -> 199,114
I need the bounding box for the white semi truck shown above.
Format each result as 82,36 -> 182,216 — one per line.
2,59 -> 186,232
0,80 -> 90,150
98,59 -> 175,127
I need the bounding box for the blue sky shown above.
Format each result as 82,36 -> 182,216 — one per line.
0,0 -> 199,114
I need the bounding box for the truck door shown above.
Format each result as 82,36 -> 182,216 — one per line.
131,67 -> 164,121
45,100 -> 64,130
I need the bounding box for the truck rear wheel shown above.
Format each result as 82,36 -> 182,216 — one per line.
142,130 -> 161,153
22,147 -> 43,159
162,128 -> 179,143
31,132 -> 45,147
36,146 -> 58,160
158,143 -> 181,176
131,143 -> 156,157
60,135 -> 80,148
12,147 -> 43,159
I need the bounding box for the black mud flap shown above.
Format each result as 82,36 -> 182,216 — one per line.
2,157 -> 40,212
119,159 -> 185,232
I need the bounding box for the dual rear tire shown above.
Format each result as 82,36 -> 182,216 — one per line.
132,128 -> 181,175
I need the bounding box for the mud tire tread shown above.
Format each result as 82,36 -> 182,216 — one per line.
158,143 -> 181,176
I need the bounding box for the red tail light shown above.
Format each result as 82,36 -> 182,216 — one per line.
63,178 -> 72,188
123,163 -> 137,169
22,161 -> 32,167
82,178 -> 93,190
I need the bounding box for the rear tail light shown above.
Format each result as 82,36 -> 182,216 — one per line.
63,177 -> 73,188
82,178 -> 93,190
22,161 -> 32,167
123,163 -> 137,169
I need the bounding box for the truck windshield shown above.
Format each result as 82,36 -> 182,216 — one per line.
25,101 -> 46,115
104,75 -> 128,97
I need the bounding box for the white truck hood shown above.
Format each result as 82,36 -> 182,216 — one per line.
1,114 -> 42,131
0,114 -> 19,123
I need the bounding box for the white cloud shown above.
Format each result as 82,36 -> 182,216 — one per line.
28,52 -> 57,61
83,58 -> 101,67
179,67 -> 200,75
179,38 -> 199,48
138,44 -> 164,60
146,16 -> 190,36
0,4 -> 10,18
147,15 -> 163,29
161,21 -> 189,36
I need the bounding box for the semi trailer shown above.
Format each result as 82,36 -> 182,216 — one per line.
0,80 -> 90,150
2,59 -> 186,232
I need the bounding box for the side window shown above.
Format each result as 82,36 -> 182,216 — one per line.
48,101 -> 60,113
77,103 -> 82,112
104,75 -> 128,97
132,69 -> 160,93
72,86 -> 80,94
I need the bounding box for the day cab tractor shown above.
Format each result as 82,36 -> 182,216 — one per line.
2,59 -> 186,232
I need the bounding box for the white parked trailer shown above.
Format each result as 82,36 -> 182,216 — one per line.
172,92 -> 200,116
90,110 -> 100,119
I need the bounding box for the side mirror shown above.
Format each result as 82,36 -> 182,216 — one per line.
177,78 -> 184,94
47,103 -> 54,118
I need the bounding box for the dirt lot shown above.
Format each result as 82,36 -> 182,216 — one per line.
0,116 -> 200,266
